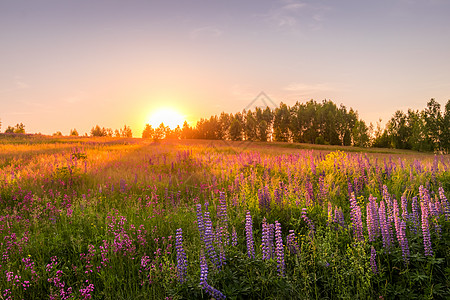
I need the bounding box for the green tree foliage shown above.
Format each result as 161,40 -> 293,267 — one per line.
442,100 -> 450,153
140,98 -> 446,152
273,102 -> 291,142
383,99 -> 447,152
229,113 -> 243,141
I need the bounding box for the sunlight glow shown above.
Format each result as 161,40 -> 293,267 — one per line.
148,108 -> 185,129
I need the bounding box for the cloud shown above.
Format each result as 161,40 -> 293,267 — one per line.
259,0 -> 329,31
0,77 -> 30,94
189,26 -> 223,40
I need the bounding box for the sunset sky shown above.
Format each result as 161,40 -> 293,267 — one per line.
1,0 -> 449,137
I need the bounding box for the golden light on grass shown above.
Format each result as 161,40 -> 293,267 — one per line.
148,108 -> 185,129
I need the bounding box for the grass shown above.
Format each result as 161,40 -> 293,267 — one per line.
0,136 -> 449,299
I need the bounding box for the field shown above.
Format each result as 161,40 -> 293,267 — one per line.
1,135 -> 449,299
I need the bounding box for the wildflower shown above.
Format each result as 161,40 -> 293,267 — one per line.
203,212 -> 219,267
245,211 -> 255,259
439,187 -> 450,221
175,228 -> 187,283
199,251 -> 226,300
379,201 -> 391,251
286,230 -> 300,256
301,208 -> 315,233
349,192 -> 364,241
261,218 -> 272,260
196,204 -> 204,240
398,220 -> 410,264
274,221 -> 285,277
420,200 -> 433,256
231,226 -> 238,247
370,246 -> 378,274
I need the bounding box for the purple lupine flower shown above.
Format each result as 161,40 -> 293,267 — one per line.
203,212 -> 219,267
199,251 -> 226,300
401,194 -> 409,222
370,246 -> 378,274
327,202 -> 333,226
382,186 -> 395,247
231,226 -> 238,247
398,220 -> 410,265
410,196 -> 420,234
261,218 -> 272,261
301,208 -> 315,233
216,226 -> 226,268
349,192 -> 364,242
439,187 -> 450,221
274,221 -> 285,277
305,177 -> 314,206
176,228 -> 188,283
318,175 -> 327,205
245,211 -> 255,259
420,185 -> 441,237
379,201 -> 391,251
366,195 -> 379,242
217,192 -> 228,225
274,188 -> 282,206
420,200 -> 433,256
286,229 -> 300,256
258,186 -> 271,212
393,198 -> 400,239
196,204 -> 204,240
333,207 -> 345,228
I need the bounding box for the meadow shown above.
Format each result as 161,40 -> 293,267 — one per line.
0,135 -> 449,299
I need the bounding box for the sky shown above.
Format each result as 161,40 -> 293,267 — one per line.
1,0 -> 449,137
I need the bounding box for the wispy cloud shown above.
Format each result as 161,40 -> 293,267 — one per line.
189,26 -> 223,40
258,0 -> 329,32
0,77 -> 30,94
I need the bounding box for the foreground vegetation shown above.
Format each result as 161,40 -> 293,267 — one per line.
1,136 -> 449,299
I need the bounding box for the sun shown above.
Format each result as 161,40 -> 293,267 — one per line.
148,108 -> 185,129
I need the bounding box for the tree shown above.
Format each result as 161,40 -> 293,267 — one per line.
352,119 -> 370,147
441,100 -> 450,153
142,124 -> 154,139
423,98 -> 442,151
181,121 -> 193,139
244,110 -> 257,141
273,102 -> 291,142
153,123 -> 167,140
53,131 -> 63,136
229,113 -> 243,141
5,126 -> 14,133
91,125 -> 106,137
255,107 -> 272,142
12,123 -> 25,134
70,128 -> 79,136
120,125 -> 132,137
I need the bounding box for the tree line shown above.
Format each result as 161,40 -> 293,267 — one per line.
2,98 -> 448,152
142,98 -> 449,153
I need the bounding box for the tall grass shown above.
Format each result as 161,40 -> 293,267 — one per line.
1,137 -> 449,299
